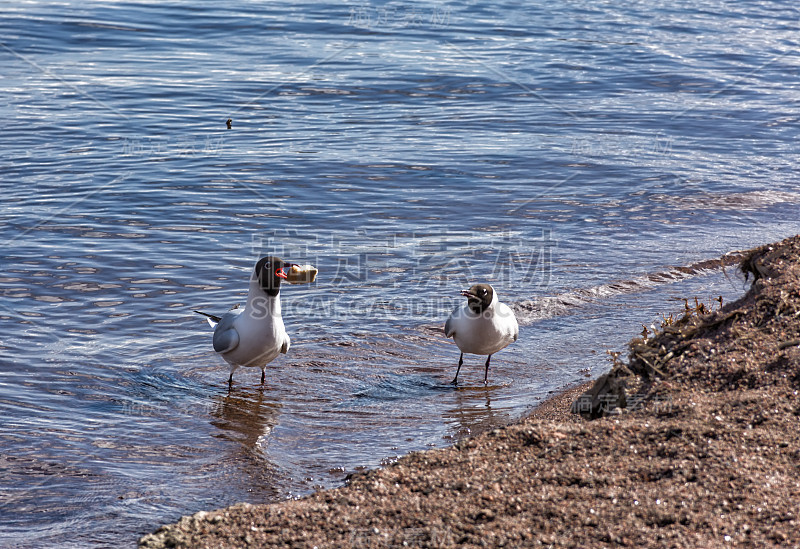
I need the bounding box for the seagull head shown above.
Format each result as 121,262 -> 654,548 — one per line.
252,256 -> 318,296
253,256 -> 293,297
461,283 -> 494,314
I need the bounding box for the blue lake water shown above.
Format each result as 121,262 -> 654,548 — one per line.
1,1 -> 799,546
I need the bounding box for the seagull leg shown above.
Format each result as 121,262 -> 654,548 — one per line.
483,354 -> 492,385
451,353 -> 464,385
228,372 -> 234,391
260,368 -> 266,385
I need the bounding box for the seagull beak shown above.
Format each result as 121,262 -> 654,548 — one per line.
275,266 -> 289,280
460,289 -> 477,299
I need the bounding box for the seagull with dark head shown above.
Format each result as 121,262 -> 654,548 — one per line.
195,256 -> 317,387
444,283 -> 519,385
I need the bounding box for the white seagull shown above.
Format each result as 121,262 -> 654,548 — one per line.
194,256 -> 316,387
444,283 -> 519,385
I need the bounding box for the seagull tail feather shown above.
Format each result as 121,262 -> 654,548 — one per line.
194,310 -> 222,327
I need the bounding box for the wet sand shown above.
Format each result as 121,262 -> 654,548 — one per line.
140,235 -> 800,548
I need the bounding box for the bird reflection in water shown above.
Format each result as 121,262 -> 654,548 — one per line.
210,386 -> 282,454
442,383 -> 512,441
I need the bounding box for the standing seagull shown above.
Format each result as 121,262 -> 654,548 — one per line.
195,256 -> 316,387
444,283 -> 519,385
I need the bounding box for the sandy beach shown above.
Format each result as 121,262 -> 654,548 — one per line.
140,235 -> 800,548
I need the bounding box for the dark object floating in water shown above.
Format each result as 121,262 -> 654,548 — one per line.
226,118 -> 232,129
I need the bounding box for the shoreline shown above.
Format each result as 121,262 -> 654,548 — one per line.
525,380 -> 594,422
140,235 -> 800,548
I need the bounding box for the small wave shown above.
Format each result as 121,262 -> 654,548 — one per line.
654,190 -> 800,211
512,253 -> 744,325
348,373 -> 448,403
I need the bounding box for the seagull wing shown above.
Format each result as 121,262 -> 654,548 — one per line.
444,316 -> 455,338
212,312 -> 240,353
280,333 -> 291,354
444,304 -> 462,338
499,303 -> 519,342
